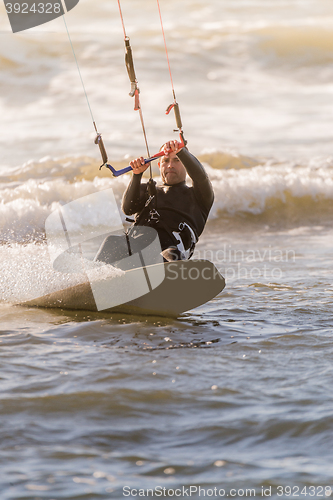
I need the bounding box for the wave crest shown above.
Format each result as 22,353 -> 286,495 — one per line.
1,154 -> 333,243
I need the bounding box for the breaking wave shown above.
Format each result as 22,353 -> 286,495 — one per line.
1,152 -> 333,244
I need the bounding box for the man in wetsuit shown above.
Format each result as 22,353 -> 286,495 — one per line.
121,140 -> 214,261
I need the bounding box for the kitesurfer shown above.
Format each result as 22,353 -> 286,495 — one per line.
94,140 -> 213,265
122,140 -> 214,261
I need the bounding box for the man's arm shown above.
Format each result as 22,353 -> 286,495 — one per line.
121,155 -> 152,215
177,148 -> 214,213
121,172 -> 147,215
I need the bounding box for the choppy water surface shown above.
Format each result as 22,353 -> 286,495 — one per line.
1,0 -> 333,498
1,226 -> 333,499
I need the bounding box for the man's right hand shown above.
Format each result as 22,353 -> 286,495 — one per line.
130,157 -> 151,175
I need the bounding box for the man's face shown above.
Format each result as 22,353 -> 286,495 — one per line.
158,152 -> 186,185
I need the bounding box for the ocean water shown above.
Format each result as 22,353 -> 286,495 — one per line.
1,0 -> 333,499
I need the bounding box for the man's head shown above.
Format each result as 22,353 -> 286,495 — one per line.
158,150 -> 186,185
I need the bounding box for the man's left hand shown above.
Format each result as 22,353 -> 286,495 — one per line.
161,140 -> 184,156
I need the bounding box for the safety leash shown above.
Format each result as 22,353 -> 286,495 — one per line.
105,0 -> 186,177
116,0 -> 153,175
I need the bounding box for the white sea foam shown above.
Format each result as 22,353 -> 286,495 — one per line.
0,153 -> 333,245
205,160 -> 333,217
0,242 -> 123,304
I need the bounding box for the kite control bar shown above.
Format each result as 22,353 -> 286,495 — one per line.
99,135 -> 185,177
104,151 -> 164,177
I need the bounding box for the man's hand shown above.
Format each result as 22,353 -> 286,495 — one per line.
130,139 -> 184,175
130,157 -> 150,175
161,140 -> 184,156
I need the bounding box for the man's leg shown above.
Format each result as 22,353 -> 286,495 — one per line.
94,234 -> 129,265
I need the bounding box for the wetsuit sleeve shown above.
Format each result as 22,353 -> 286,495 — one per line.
177,148 -> 214,213
121,173 -> 147,215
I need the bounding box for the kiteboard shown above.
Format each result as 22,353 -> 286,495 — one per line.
21,260 -> 225,317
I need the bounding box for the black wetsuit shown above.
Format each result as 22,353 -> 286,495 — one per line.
94,149 -> 213,265
121,148 -> 214,259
